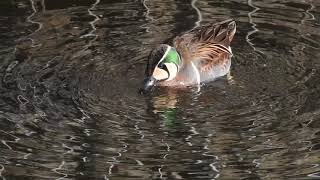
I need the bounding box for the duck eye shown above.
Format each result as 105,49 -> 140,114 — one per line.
158,62 -> 165,69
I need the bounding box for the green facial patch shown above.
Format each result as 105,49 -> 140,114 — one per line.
164,48 -> 181,65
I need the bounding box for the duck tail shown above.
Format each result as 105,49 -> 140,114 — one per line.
199,19 -> 236,47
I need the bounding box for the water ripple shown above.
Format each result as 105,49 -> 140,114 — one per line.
0,130 -> 20,150
52,160 -> 68,179
203,133 -> 220,178
105,142 -> 128,179
246,0 -> 264,55
62,143 -> 74,155
191,0 -> 203,27
26,0 -> 43,47
185,126 -> 199,146
141,0 -> 153,32
80,0 -> 101,40
41,0 -> 46,13
0,164 -> 5,180
308,171 -> 320,178
134,124 -> 145,140
301,0 -> 316,24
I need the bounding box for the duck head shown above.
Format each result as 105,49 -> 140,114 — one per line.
139,44 -> 181,94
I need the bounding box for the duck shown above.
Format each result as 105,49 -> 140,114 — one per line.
139,19 -> 236,94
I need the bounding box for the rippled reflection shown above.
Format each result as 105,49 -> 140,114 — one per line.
246,0 -> 264,55
0,0 -> 320,179
26,0 -> 43,47
191,0 -> 202,27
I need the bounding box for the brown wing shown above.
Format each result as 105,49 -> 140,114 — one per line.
173,19 -> 236,71
176,19 -> 236,47
195,43 -> 232,72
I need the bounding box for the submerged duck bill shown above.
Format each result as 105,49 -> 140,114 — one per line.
139,76 -> 156,95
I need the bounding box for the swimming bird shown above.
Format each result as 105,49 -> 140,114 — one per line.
140,19 -> 236,94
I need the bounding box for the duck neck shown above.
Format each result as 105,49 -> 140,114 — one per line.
165,47 -> 182,71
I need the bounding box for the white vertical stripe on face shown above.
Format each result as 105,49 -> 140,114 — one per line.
156,46 -> 171,67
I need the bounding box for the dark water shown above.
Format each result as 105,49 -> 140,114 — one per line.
0,0 -> 320,179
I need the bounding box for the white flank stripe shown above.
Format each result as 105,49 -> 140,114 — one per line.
228,46 -> 232,54
191,62 -> 200,85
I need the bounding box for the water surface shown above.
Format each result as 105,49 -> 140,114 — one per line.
0,0 -> 320,179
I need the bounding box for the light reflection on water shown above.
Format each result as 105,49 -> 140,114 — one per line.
0,0 -> 320,179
